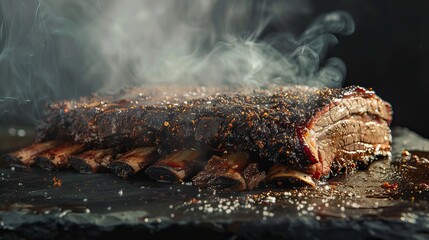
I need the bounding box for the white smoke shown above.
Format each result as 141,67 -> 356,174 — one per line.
92,0 -> 354,89
0,0 -> 354,123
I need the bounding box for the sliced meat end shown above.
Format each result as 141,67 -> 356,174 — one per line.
301,96 -> 392,179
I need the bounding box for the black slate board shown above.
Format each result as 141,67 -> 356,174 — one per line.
0,127 -> 428,240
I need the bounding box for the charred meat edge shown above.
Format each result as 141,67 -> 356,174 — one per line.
69,148 -> 115,174
35,143 -> 85,170
145,149 -> 206,182
2,141 -> 61,166
108,147 -> 159,178
193,152 -> 250,191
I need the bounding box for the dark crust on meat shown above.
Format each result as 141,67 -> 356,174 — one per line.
35,86 -> 232,143
34,85 -> 393,178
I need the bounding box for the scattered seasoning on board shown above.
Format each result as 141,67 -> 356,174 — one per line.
381,182 -> 398,190
52,177 -> 62,188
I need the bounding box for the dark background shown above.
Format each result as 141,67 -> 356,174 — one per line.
1,0 -> 428,137
312,0 -> 429,137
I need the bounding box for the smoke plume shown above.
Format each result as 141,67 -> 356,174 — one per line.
0,0 -> 355,124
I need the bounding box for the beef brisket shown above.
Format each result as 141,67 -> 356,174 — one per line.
4,85 -> 392,189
